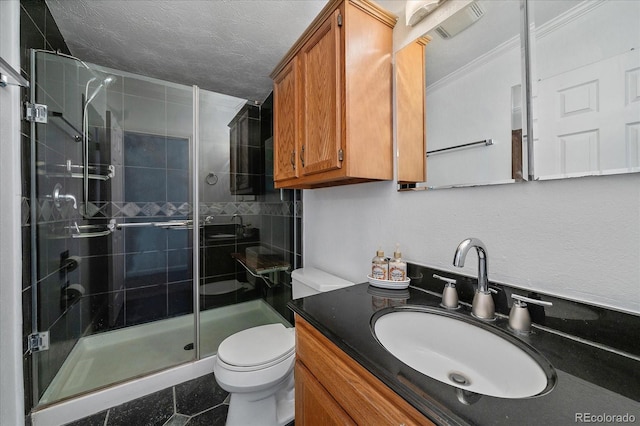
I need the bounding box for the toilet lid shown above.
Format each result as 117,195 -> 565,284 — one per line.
217,324 -> 295,370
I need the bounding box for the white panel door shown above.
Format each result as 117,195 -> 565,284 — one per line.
535,49 -> 640,178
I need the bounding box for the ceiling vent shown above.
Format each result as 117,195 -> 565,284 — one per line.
434,1 -> 485,39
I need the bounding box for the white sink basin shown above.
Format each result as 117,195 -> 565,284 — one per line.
372,307 -> 556,399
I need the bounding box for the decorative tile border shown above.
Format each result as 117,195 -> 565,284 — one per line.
33,200 -> 302,223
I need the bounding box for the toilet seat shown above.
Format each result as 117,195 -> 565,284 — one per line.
217,324 -> 295,372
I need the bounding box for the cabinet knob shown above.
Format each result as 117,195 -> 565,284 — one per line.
291,151 -> 296,170
300,145 -> 306,167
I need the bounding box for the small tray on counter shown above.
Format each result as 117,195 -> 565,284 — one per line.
367,275 -> 411,290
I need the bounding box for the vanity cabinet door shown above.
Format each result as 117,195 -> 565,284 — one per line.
295,360 -> 356,426
295,315 -> 434,426
299,9 -> 343,177
273,58 -> 299,182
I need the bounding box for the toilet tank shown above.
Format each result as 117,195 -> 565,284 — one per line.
291,267 -> 355,299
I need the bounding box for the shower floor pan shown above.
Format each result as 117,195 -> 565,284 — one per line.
39,299 -> 290,405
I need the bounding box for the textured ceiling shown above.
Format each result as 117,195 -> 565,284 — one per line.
45,0 -> 330,102
44,1 -> 578,102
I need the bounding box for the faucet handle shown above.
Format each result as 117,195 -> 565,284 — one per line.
509,294 -> 553,334
433,274 -> 456,286
511,294 -> 553,307
433,274 -> 459,309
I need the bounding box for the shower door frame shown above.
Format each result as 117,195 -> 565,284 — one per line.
27,49 -> 202,408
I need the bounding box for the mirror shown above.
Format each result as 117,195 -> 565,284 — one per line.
531,0 -> 640,180
396,0 -> 640,190
397,0 -> 525,190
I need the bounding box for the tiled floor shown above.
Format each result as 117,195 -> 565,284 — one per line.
64,373 -> 229,426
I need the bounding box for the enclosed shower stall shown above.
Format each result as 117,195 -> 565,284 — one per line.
28,49 -> 299,412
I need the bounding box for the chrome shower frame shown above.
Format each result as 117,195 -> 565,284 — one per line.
82,74 -> 114,216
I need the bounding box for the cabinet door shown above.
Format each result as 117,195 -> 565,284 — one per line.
273,58 -> 299,182
295,360 -> 356,426
396,38 -> 428,184
300,9 -> 343,176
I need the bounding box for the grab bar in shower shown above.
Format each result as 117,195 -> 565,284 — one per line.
114,220 -> 193,230
42,161 -> 115,181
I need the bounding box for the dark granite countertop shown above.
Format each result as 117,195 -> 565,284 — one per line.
287,265 -> 640,425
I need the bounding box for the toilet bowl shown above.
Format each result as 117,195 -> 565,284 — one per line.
214,267 -> 355,426
214,323 -> 295,426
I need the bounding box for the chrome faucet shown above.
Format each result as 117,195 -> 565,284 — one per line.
231,214 -> 243,228
453,238 -> 495,320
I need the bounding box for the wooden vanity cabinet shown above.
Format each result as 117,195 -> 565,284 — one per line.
294,315 -> 434,426
295,361 -> 356,425
271,0 -> 396,189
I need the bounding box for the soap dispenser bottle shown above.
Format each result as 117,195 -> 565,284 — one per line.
371,248 -> 388,280
389,245 -> 407,281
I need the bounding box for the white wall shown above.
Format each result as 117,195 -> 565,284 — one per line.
0,1 -> 26,424
303,174 -> 640,313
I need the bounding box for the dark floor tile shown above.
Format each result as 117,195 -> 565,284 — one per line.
107,388 -> 173,426
175,373 -> 228,416
164,413 -> 190,426
185,405 -> 228,426
63,410 -> 107,426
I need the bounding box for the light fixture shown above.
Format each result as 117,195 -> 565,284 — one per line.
405,0 -> 445,27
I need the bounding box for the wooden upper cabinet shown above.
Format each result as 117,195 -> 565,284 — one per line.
273,58 -> 299,181
270,0 -> 396,189
299,9 -> 342,177
396,37 -> 429,184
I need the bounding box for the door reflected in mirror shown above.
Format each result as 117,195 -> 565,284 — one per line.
531,0 -> 640,180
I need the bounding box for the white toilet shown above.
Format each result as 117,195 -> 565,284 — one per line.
213,267 -> 355,426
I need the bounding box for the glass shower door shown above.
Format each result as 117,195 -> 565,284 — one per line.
29,50 -> 196,407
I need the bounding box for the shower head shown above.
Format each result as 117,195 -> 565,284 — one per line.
85,75 -> 116,106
